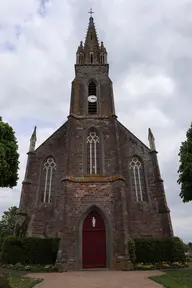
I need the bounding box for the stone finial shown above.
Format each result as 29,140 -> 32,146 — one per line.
148,128 -> 156,151
29,126 -> 37,152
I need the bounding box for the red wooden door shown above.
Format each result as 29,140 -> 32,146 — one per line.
82,211 -> 106,269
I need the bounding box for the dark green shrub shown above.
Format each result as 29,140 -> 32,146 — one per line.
127,238 -> 136,263
170,237 -> 186,262
0,235 -> 6,257
0,237 -> 4,251
133,237 -> 186,264
1,236 -> 60,265
22,237 -> 60,265
1,236 -> 23,264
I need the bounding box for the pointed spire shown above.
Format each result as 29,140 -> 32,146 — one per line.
84,13 -> 99,48
148,128 -> 156,151
75,10 -> 108,66
29,126 -> 37,152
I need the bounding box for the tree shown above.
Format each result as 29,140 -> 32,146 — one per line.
0,206 -> 18,237
177,123 -> 192,202
0,116 -> 19,188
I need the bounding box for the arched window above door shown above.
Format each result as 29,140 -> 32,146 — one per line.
86,128 -> 102,175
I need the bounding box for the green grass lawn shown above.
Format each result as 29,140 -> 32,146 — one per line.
0,273 -> 43,288
9,274 -> 43,288
150,270 -> 192,288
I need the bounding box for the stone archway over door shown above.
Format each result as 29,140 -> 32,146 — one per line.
82,210 -> 106,269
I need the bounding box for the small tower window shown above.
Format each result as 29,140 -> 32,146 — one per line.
100,53 -> 104,64
88,81 -> 96,95
90,33 -> 92,40
79,53 -> 84,64
90,52 -> 94,64
88,81 -> 97,114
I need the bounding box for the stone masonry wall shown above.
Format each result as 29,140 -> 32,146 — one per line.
117,121 -> 172,237
57,179 -> 126,269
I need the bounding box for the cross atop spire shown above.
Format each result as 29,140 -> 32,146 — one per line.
88,8 -> 94,17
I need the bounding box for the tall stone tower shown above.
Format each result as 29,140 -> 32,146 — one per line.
18,12 -> 173,270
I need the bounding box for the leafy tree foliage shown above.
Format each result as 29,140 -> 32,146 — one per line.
0,206 -> 18,237
178,123 -> 192,202
0,116 -> 19,188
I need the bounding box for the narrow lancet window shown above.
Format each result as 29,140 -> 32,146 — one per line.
100,53 -> 104,64
90,52 -> 93,64
88,81 -> 96,95
41,157 -> 56,203
87,131 -> 100,174
129,157 -> 147,202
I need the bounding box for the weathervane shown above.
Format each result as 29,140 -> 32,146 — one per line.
88,8 -> 94,16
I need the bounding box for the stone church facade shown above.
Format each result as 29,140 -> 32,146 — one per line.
18,14 -> 173,270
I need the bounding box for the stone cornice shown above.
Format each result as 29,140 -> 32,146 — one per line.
68,113 -> 117,120
61,174 -> 125,183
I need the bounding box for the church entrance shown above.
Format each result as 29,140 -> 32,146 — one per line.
82,210 -> 106,269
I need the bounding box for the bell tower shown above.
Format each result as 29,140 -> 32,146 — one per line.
69,10 -> 116,118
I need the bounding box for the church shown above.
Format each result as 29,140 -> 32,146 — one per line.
18,12 -> 173,270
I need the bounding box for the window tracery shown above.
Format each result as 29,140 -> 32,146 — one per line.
86,131 -> 100,174
129,157 -> 147,202
41,157 -> 56,203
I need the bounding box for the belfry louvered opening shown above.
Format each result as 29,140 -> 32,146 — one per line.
88,81 -> 97,114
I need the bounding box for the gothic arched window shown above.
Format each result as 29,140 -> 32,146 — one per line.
86,130 -> 101,174
90,52 -> 94,64
41,157 -> 56,203
88,81 -> 97,114
129,156 -> 147,202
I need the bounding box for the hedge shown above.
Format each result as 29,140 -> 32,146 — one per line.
0,236 -> 60,265
131,237 -> 186,264
127,238 -> 136,263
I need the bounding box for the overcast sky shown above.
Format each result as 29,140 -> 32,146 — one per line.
0,0 -> 192,243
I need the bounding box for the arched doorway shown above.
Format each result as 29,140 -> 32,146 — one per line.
82,210 -> 106,268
